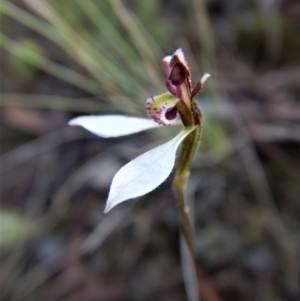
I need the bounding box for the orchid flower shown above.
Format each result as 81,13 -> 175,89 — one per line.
69,48 -> 210,213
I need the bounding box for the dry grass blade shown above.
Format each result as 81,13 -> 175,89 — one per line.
109,0 -> 164,89
0,34 -> 102,95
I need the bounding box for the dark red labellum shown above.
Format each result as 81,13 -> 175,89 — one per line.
169,63 -> 186,86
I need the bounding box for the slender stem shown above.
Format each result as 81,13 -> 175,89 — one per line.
173,124 -> 201,262
172,97 -> 203,299
176,124 -> 201,175
173,173 -> 198,269
173,119 -> 202,301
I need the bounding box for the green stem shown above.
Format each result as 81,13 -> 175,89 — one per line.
176,124 -> 201,175
173,99 -> 202,299
173,130 -> 201,285
173,124 -> 201,260
173,174 -> 198,267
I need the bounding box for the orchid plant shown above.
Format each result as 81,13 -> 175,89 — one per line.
69,49 -> 210,289
69,48 -> 209,213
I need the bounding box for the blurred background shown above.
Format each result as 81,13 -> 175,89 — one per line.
1,0 -> 300,300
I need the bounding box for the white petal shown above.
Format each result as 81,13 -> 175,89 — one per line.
173,48 -> 189,70
104,127 -> 195,213
163,55 -> 172,64
68,115 -> 161,138
200,72 -> 211,84
162,55 -> 172,76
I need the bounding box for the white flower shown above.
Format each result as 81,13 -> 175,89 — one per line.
69,49 -> 209,213
69,115 -> 194,213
